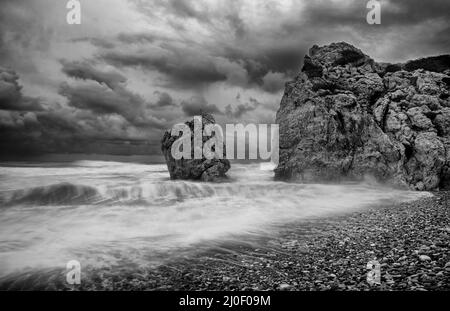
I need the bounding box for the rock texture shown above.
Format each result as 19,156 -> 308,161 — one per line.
275,42 -> 450,190
161,113 -> 230,182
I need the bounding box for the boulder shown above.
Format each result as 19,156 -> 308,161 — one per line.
275,42 -> 450,190
161,113 -> 230,182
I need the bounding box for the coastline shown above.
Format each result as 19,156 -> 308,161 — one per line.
1,191 -> 448,291
81,191 -> 449,291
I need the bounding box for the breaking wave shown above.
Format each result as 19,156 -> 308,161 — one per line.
1,183 -> 101,206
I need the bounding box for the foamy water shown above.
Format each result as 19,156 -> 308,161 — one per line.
0,161 -> 431,281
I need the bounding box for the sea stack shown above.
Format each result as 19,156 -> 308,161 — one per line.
275,42 -> 450,190
161,112 -> 230,182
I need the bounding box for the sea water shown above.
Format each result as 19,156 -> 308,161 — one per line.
0,160 -> 431,283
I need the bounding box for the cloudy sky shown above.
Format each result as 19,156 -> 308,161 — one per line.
0,0 -> 449,159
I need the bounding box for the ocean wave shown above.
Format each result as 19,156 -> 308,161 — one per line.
0,181 -> 226,206
0,180 -> 307,206
0,161 -> 431,208
0,183 -> 101,206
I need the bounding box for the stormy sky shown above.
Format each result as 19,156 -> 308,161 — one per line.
0,0 -> 449,159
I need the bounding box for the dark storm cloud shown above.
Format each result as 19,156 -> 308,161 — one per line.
0,66 -> 163,156
152,91 -> 176,109
59,82 -> 136,116
0,99 -> 158,156
61,60 -> 127,89
99,38 -> 301,91
0,108 -> 155,156
283,0 -> 450,53
0,108 -> 87,156
127,0 -> 305,86
0,67 -> 44,111
181,96 -> 222,116
214,45 -> 303,88
71,37 -> 116,49
59,82 -> 165,129
286,0 -> 450,28
107,2 -> 306,90
163,0 -> 210,22
117,33 -> 159,44
59,62 -> 167,129
214,0 -> 450,78
100,48 -> 228,88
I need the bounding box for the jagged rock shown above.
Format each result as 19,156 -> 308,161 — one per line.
161,113 -> 230,182
275,42 -> 450,190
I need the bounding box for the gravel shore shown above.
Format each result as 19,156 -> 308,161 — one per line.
84,191 -> 449,291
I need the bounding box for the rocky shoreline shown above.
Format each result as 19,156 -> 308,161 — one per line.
75,191 -> 449,291
1,191 -> 447,291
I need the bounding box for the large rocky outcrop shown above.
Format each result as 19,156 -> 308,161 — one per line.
275,42 -> 450,190
161,113 -> 230,182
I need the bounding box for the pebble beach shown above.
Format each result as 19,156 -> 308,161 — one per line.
74,191 -> 450,291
